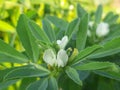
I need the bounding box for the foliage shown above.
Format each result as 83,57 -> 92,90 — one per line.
0,1 -> 120,90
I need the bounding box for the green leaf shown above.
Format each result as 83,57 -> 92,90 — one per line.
0,79 -> 19,90
95,5 -> 103,24
73,45 -> 101,64
42,19 -> 56,42
28,21 -> 50,43
77,3 -> 87,18
27,78 -> 48,90
46,15 -> 68,39
107,15 -> 119,25
75,61 -> 114,70
104,12 -> 119,24
110,24 -> 120,31
103,12 -> 114,22
0,65 -> 31,82
0,68 -> 16,82
46,15 -> 68,29
19,77 -> 36,90
100,79 -> 120,90
0,65 -> 38,82
76,13 -> 89,51
58,77 -> 82,90
4,65 -> 50,80
65,67 -> 82,86
78,71 -> 90,80
65,18 -> 80,40
94,69 -> 120,81
88,37 -> 120,58
0,20 -> 15,33
101,25 -> 120,43
16,14 -> 39,62
47,76 -> 58,90
0,39 -> 28,63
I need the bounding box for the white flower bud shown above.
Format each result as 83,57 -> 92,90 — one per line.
88,21 -> 94,27
96,22 -> 109,37
87,29 -> 91,37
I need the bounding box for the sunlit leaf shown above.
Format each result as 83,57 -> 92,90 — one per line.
0,20 -> 15,33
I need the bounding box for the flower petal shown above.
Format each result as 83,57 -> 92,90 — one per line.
56,40 -> 61,45
57,49 -> 68,67
43,49 -> 56,66
57,36 -> 68,49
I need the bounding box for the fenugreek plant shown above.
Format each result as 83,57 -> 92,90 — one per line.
0,4 -> 120,90
86,5 -> 120,45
